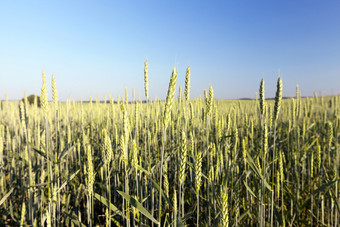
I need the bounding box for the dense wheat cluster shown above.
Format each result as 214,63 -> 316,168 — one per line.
0,66 -> 339,227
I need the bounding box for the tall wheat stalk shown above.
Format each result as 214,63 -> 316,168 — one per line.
159,66 -> 177,226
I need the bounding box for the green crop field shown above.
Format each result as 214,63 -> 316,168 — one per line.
0,64 -> 339,226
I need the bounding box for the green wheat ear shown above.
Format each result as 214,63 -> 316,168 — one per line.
20,201 -> 26,226
132,139 -> 138,169
259,78 -> 265,116
144,60 -> 149,100
273,76 -> 283,122
19,101 -> 27,135
120,135 -> 126,160
103,129 -> 112,164
121,104 -> 129,146
326,121 -> 333,148
311,150 -> 314,178
52,74 -> 58,111
316,139 -> 321,170
87,145 -> 94,197
205,85 -> 214,116
163,66 -> 177,128
163,161 -> 169,198
263,123 -> 268,158
195,151 -> 202,193
184,66 -> 191,101
179,131 -> 188,185
173,188 -> 177,220
40,70 -> 48,116
242,139 -> 246,165
221,188 -> 229,227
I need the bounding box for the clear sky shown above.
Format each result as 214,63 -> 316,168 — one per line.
1,1 -> 340,101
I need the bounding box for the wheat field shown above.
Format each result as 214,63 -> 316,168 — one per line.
0,65 -> 339,226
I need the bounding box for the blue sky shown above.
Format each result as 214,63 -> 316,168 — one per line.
1,1 -> 340,101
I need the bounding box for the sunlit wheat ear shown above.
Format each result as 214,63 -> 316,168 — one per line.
144,60 -> 149,100
311,149 -> 314,178
20,201 -> 26,226
19,101 -> 26,135
279,151 -> 284,183
195,151 -> 202,193
233,128 -> 238,151
105,208 -> 109,227
204,86 -> 214,117
46,208 -> 51,227
184,66 -> 190,101
210,142 -> 216,161
326,121 -> 333,147
40,70 -> 48,116
189,102 -> 194,119
121,104 -> 129,146
277,151 -> 284,198
273,76 -> 283,122
263,123 -> 268,157
87,145 -> 95,197
179,131 -> 187,185
268,104 -> 273,129
163,161 -> 169,198
119,135 -> 126,160
52,74 -> 58,111
173,189 -> 177,219
103,129 -> 112,164
316,139 -> 321,170
131,139 -> 138,169
221,187 -> 229,227
276,169 -> 280,198
163,66 -> 177,128
242,139 -> 246,165
259,78 -> 265,116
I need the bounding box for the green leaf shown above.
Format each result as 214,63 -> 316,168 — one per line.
121,159 -> 129,165
27,183 -> 47,189
117,190 -> 159,225
246,151 -> 272,191
313,180 -> 337,195
94,193 -> 125,218
57,169 -> 80,193
64,211 -> 87,227
0,187 -> 14,206
7,151 -> 27,165
123,158 -> 150,175
58,143 -> 74,162
135,164 -> 150,175
28,142 -> 54,163
303,137 -> 318,153
151,179 -> 172,208
238,209 -> 251,224
243,181 -> 257,199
